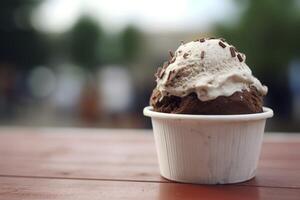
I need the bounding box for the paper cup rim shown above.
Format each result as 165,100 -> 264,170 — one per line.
143,106 -> 273,121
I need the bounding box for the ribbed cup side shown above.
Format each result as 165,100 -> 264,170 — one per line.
151,118 -> 266,184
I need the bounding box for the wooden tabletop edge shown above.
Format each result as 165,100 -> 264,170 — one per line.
1,174 -> 300,190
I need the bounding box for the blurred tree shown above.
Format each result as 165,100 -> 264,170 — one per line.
0,0 -> 49,119
97,25 -> 142,65
120,26 -> 142,64
0,0 -> 48,69
98,35 -> 123,64
215,0 -> 300,78
68,16 -> 103,69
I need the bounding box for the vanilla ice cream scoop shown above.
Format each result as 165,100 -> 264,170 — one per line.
155,38 -> 267,101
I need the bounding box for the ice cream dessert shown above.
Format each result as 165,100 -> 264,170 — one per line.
144,38 -> 273,184
150,38 -> 267,114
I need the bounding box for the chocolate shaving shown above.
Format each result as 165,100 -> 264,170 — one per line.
183,53 -> 189,59
169,50 -> 174,58
199,38 -> 205,42
167,72 -> 171,81
167,70 -> 175,81
201,51 -> 205,59
229,47 -> 236,57
220,38 -> 226,42
218,41 -> 226,48
159,70 -> 165,78
237,54 -> 243,62
170,56 -> 176,64
209,37 -> 216,39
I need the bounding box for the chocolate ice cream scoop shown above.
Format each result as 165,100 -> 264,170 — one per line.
150,87 -> 263,114
151,38 -> 267,114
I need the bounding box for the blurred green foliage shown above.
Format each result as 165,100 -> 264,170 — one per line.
68,17 -> 142,69
69,16 -> 104,69
0,1 -> 142,71
96,25 -> 142,66
0,0 -> 49,69
120,26 -> 142,63
215,0 -> 300,78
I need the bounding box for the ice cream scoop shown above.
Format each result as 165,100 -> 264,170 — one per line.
155,38 -> 267,102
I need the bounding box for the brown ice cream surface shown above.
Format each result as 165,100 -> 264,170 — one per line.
150,86 -> 263,115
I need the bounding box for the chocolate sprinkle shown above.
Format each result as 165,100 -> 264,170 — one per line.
183,53 -> 189,59
170,57 -> 176,64
180,40 -> 185,45
167,72 -> 171,81
218,41 -> 226,48
200,51 -> 205,59
167,70 -> 175,81
220,38 -> 226,42
229,47 -> 236,57
237,54 -> 243,62
159,70 -> 165,78
199,38 -> 205,43
169,50 -> 174,58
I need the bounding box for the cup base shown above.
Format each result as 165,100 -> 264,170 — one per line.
160,173 -> 256,185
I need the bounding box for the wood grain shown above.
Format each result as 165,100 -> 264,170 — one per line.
0,128 -> 300,188
0,176 -> 300,200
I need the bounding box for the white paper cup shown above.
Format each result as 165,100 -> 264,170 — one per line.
143,106 -> 273,184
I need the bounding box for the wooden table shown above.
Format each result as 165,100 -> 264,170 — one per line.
0,128 -> 299,200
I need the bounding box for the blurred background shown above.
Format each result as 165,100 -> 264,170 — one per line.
0,0 -> 299,132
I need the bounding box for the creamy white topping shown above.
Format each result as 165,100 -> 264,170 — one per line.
156,38 -> 267,101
